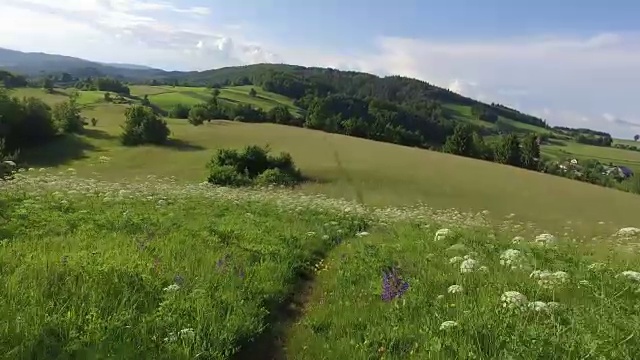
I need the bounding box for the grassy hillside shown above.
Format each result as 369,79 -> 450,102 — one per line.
7,93 -> 639,236
544,140 -> 640,173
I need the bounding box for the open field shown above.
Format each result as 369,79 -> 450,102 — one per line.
1,173 -> 639,359
11,100 -> 640,237
543,140 -> 640,172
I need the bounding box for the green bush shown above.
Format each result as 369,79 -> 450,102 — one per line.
207,145 -> 303,187
52,98 -> 84,134
207,165 -> 251,186
169,103 -> 191,119
120,105 -> 170,146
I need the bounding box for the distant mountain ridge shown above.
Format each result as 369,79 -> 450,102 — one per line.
0,47 -> 166,79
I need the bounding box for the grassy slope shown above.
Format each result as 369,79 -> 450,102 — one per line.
544,140 -> 640,172
10,90 -> 640,236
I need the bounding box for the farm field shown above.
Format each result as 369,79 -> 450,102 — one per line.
543,140 -> 640,173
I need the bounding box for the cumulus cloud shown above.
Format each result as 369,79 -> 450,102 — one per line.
1,0 -> 639,138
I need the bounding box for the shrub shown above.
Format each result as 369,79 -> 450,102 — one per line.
207,145 -> 303,187
207,165 -> 251,187
120,105 -> 170,146
188,104 -> 208,126
52,97 -> 84,134
169,104 -> 191,119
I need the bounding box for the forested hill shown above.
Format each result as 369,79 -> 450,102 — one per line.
160,64 -> 549,146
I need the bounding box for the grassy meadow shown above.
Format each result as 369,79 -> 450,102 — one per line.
3,87 -> 640,359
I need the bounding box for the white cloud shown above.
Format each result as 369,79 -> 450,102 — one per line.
0,0 -> 638,138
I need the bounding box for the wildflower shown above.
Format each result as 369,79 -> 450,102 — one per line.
618,271 -> 640,282
163,284 -> 180,292
534,233 -> 557,247
449,256 -> 463,264
163,332 -> 178,343
460,258 -> 479,273
511,236 -> 524,244
478,265 -> 489,272
447,285 -> 464,294
179,328 -> 195,339
614,227 -> 640,238
434,228 -> 450,241
439,321 -> 458,330
579,280 -> 590,286
381,267 -> 409,301
587,262 -> 606,271
436,295 -> 445,300
500,291 -> 528,310
546,301 -> 561,310
500,249 -> 525,269
322,234 -> 330,240
528,301 -> 548,312
530,270 -> 569,289
306,231 -> 316,237
356,231 -> 369,237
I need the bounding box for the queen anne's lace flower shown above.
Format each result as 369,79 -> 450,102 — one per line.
163,284 -> 180,292
528,301 -> 548,312
615,227 -> 640,238
449,256 -> 463,264
618,271 -> 640,282
447,285 -> 464,294
500,291 -> 528,309
434,228 -> 451,241
460,258 -> 479,273
587,262 -> 607,271
500,249 -> 525,269
530,270 -> 569,289
534,233 -> 557,247
439,320 -> 458,330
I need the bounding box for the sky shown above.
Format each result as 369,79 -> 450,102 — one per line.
1,0 -> 640,138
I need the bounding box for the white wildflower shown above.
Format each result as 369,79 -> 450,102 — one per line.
579,279 -> 590,286
534,233 -> 557,247
528,301 -> 548,312
163,332 -> 178,343
436,295 -> 445,300
163,284 -> 180,292
546,301 -> 561,310
355,231 -> 369,237
587,262 -> 606,271
615,227 -> 640,238
449,256 -> 463,264
447,285 -> 464,294
511,236 -> 524,244
179,328 -> 195,339
446,243 -> 466,252
434,228 -> 451,241
322,234 -> 330,240
500,291 -> 528,310
439,320 -> 458,330
500,249 -> 525,269
3,160 -> 16,167
306,231 -> 316,237
460,258 -> 479,273
530,270 -> 569,289
478,265 -> 489,272
618,271 -> 640,282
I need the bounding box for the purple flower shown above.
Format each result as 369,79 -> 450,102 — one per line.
381,267 -> 409,302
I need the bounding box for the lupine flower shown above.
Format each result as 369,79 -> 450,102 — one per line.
447,285 -> 464,294
439,320 -> 458,330
381,267 -> 409,301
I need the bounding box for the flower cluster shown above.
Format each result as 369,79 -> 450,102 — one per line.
447,284 -> 464,294
530,270 -> 570,289
434,228 -> 451,241
499,249 -> 526,269
534,233 -> 557,247
381,267 -> 410,302
500,291 -> 528,310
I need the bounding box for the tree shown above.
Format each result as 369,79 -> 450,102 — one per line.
188,104 -> 209,126
141,94 -> 151,106
520,133 -> 540,169
121,105 -> 170,146
52,97 -> 84,133
267,105 -> 292,124
635,134 -> 639,141
212,88 -> 221,98
43,78 -> 54,93
443,123 -> 474,156
104,92 -> 112,102
168,104 -> 191,119
249,88 -> 257,97
494,134 -> 521,166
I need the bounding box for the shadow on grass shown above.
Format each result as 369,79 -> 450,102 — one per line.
20,134 -> 101,167
83,128 -> 118,141
165,138 -> 207,152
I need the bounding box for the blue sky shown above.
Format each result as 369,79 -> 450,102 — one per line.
1,0 -> 640,138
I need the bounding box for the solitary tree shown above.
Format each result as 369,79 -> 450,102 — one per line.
43,78 -> 54,93
635,134 -> 639,141
249,88 -> 257,97
188,104 -> 209,126
121,105 -> 170,146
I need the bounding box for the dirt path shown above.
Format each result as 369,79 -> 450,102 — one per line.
232,273 -> 316,360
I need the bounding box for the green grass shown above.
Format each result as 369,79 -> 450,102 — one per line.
2,173 -> 639,359
614,138 -> 640,147
14,102 -> 640,237
285,225 -> 640,359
